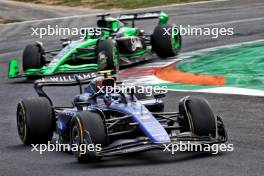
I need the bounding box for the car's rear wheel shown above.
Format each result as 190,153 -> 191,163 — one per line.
96,39 -> 120,73
152,24 -> 181,58
16,97 -> 53,145
179,97 -> 217,138
70,111 -> 107,163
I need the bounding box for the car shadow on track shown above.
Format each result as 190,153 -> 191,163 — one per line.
63,151 -> 226,169
8,79 -> 35,84
6,144 -> 27,151
6,144 -> 227,168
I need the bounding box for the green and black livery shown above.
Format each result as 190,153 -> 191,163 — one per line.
8,11 -> 181,79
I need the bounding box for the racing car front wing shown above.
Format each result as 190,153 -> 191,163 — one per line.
84,115 -> 227,157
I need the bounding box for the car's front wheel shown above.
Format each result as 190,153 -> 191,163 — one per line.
22,43 -> 45,71
70,111 -> 107,163
178,97 -> 217,138
16,97 -> 54,145
22,43 -> 46,79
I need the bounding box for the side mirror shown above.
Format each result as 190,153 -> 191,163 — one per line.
129,87 -> 135,101
74,75 -> 83,94
154,93 -> 166,99
60,38 -> 70,47
60,38 -> 70,42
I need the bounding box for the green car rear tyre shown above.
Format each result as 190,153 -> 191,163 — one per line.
96,39 -> 120,73
152,24 -> 181,58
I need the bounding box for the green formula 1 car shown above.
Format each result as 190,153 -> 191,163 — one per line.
8,11 -> 181,79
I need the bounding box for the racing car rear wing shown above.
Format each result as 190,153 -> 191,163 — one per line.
34,72 -> 97,87
118,11 -> 169,26
34,70 -> 113,105
118,11 -> 161,20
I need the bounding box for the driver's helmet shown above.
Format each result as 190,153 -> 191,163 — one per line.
84,76 -> 116,94
96,76 -> 116,92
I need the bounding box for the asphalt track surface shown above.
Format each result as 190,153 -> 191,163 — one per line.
0,0 -> 264,175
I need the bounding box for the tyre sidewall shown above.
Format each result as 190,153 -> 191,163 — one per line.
22,44 -> 44,71
70,111 -> 107,162
96,39 -> 119,72
17,98 -> 53,145
152,24 -> 181,58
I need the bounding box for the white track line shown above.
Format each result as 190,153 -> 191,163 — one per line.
0,0 -> 229,26
121,0 -> 230,11
180,39 -> 264,56
195,17 -> 264,27
167,87 -> 264,97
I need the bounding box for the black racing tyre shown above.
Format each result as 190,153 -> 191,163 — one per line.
70,111 -> 107,163
152,24 -> 181,58
96,39 -> 120,73
22,44 -> 45,71
16,97 -> 53,145
183,97 -> 217,138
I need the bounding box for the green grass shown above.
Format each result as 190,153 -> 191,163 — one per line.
0,18 -> 19,24
14,0 -> 203,9
177,41 -> 264,90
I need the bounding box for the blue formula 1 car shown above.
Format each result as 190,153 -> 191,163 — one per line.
16,72 -> 227,162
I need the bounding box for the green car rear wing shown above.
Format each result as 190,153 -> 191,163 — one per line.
118,11 -> 169,27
